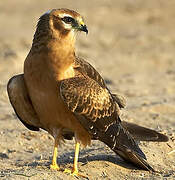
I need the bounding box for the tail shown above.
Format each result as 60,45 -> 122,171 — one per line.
99,119 -> 155,171
121,121 -> 168,142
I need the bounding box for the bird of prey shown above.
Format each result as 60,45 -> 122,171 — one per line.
7,8 -> 168,177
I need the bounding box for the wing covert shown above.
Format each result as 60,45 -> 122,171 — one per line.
75,57 -> 107,88
75,57 -> 126,109
60,76 -> 120,134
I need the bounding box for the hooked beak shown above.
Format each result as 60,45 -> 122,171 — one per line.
79,24 -> 88,34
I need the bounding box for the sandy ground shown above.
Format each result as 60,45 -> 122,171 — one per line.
0,0 -> 175,179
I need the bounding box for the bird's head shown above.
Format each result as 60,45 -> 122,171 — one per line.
39,9 -> 88,38
33,9 -> 87,53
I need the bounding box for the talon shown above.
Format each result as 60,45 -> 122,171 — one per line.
64,168 -> 87,178
50,164 -> 60,170
63,142 -> 88,178
64,168 -> 72,174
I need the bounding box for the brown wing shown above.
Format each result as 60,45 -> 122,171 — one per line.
60,76 -> 119,132
74,58 -> 168,143
60,76 -> 154,171
75,57 -> 126,108
74,57 -> 107,88
112,93 -> 126,108
7,74 -> 41,131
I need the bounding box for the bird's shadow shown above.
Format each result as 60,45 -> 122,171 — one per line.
24,147 -> 140,171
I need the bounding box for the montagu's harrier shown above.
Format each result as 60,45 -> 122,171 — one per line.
7,8 -> 168,177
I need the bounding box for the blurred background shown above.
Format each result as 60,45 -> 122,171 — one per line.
1,0 -> 175,97
0,0 -> 175,179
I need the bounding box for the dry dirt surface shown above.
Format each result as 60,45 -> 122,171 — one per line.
0,0 -> 175,179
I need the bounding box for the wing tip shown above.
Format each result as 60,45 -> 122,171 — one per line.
115,148 -> 155,172
101,121 -> 156,172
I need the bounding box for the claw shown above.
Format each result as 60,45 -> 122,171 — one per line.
64,168 -> 87,178
50,164 -> 60,170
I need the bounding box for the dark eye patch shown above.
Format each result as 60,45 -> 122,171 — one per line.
61,16 -> 75,24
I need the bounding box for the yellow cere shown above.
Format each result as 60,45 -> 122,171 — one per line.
77,17 -> 85,26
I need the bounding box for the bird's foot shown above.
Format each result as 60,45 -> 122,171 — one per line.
64,168 -> 87,178
50,163 -> 60,170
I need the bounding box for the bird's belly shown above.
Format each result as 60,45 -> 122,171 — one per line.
29,86 -> 91,146
26,81 -> 86,140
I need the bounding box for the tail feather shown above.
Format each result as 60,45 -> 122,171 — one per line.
121,121 -> 168,142
99,121 -> 155,171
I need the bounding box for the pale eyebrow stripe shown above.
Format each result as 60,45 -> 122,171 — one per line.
59,13 -> 73,18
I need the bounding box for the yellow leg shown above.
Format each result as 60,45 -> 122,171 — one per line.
64,142 -> 87,177
72,142 -> 80,174
50,139 -> 60,170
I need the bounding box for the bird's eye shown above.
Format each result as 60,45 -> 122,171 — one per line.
61,16 -> 74,24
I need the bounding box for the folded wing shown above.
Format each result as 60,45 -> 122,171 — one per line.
7,74 -> 41,131
60,76 -> 154,171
